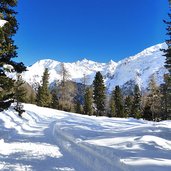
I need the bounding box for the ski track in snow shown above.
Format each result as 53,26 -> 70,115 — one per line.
0,104 -> 171,170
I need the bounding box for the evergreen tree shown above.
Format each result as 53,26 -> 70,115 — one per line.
83,87 -> 93,115
14,74 -> 26,116
162,1 -> 171,119
37,68 -> 51,107
75,100 -> 82,114
0,0 -> 26,110
108,94 -> 115,117
93,71 -> 106,116
51,90 -> 59,109
14,74 -> 27,103
113,86 -> 124,117
131,85 -> 142,118
29,91 -> 36,104
124,96 -> 133,117
143,97 -> 153,121
160,74 -> 171,119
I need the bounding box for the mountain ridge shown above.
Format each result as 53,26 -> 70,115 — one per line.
21,42 -> 167,92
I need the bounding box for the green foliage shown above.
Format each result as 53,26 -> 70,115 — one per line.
84,87 -> 93,115
162,2 -> 171,119
0,0 -> 26,110
160,74 -> 171,119
108,94 -> 115,117
51,90 -> 59,109
131,85 -> 142,118
37,68 -> 52,107
124,96 -> 133,117
75,100 -> 83,114
93,71 -> 106,116
113,86 -> 124,117
14,74 -> 27,103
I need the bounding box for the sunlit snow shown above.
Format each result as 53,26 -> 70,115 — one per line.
0,104 -> 171,170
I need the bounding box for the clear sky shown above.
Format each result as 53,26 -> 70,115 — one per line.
14,0 -> 169,66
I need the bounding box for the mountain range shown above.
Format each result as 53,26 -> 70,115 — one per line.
21,42 -> 167,93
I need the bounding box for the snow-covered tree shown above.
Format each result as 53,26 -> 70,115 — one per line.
0,0 -> 26,110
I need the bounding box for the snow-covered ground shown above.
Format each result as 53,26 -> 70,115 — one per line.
0,104 -> 171,171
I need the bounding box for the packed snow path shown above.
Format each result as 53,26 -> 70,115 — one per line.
0,104 -> 171,171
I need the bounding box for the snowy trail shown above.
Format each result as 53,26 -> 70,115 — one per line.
0,104 -> 171,170
53,122 -> 129,171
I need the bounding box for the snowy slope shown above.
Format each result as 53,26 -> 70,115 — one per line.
22,43 -> 167,91
0,104 -> 171,171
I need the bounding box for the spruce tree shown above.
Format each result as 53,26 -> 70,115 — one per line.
93,71 -> 106,116
83,87 -> 93,115
162,1 -> 171,119
0,0 -> 26,110
131,85 -> 142,118
13,74 -> 26,116
113,86 -> 124,117
37,68 -> 51,107
75,100 -> 82,114
160,74 -> 171,119
108,94 -> 115,117
14,74 -> 27,103
124,96 -> 133,117
51,90 -> 59,109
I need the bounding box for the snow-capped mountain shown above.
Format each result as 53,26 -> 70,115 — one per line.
22,42 -> 167,92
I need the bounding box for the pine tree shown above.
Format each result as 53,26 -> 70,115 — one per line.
75,100 -> 82,114
162,1 -> 171,119
0,1 -> 26,110
113,86 -> 124,117
13,74 -> 26,116
108,94 -> 115,117
29,91 -> 36,104
51,90 -> 59,109
37,68 -> 51,107
83,87 -> 93,115
124,96 -> 133,117
14,74 -> 27,103
93,71 -> 106,116
131,85 -> 142,118
160,74 -> 171,119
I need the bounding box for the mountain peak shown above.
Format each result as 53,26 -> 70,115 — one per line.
21,42 -> 167,92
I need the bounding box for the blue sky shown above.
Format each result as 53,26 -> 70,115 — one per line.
15,0 -> 169,66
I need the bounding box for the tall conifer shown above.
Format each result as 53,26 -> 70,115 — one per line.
93,71 -> 106,116
113,86 -> 124,117
131,85 -> 142,118
0,0 -> 26,110
162,1 -> 171,119
84,87 -> 93,115
37,68 -> 51,107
